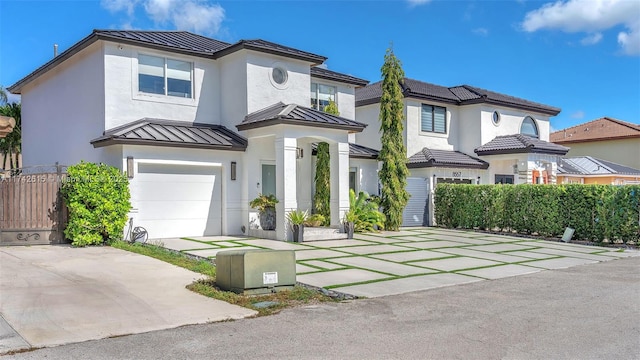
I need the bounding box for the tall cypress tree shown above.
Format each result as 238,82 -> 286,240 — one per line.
378,47 -> 409,231
314,142 -> 330,224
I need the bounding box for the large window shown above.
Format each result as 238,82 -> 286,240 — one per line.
311,83 -> 336,111
138,54 -> 192,98
520,116 -> 539,138
421,104 -> 446,133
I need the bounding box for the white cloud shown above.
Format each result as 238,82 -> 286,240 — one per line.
580,32 -> 603,45
472,27 -> 489,36
521,0 -> 640,55
407,0 -> 431,7
571,110 -> 585,119
102,0 -> 225,36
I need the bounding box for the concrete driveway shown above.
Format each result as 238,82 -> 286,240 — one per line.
0,246 -> 256,354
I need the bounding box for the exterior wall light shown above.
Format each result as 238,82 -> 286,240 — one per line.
231,161 -> 237,181
127,156 -> 134,179
296,148 -> 303,159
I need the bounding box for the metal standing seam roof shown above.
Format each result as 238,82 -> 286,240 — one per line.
311,142 -> 379,159
558,156 -> 640,175
550,117 -> 640,144
9,30 -> 327,93
90,118 -> 248,151
474,134 -> 570,156
407,148 -> 489,169
355,78 -> 561,116
237,102 -> 368,132
310,67 -> 369,87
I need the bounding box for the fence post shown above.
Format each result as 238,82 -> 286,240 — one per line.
56,162 -> 64,243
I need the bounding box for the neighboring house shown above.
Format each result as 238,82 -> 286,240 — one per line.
355,78 -> 569,226
550,117 -> 640,170
0,116 -> 15,137
9,29 -> 377,241
557,156 -> 640,185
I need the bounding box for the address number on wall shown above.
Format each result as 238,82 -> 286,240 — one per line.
452,171 -> 462,177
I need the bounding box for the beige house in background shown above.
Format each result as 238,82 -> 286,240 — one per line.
550,117 -> 640,169
0,115 -> 15,138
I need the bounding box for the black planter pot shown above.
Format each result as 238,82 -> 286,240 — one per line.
292,224 -> 304,243
259,207 -> 277,230
344,221 -> 354,239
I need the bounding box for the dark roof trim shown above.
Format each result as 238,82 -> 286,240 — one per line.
91,137 -> 247,151
311,142 -> 379,159
407,148 -> 489,169
212,39 -> 326,64
310,67 -> 369,86
237,116 -> 363,132
474,134 -> 570,156
474,148 -> 568,156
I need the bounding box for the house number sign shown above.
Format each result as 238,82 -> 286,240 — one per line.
452,171 -> 462,177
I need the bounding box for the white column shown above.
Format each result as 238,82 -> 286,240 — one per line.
275,137 -> 298,241
330,142 -> 350,227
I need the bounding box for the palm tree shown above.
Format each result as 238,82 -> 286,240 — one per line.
0,102 -> 21,170
0,86 -> 8,105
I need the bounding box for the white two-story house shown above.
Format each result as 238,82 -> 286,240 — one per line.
9,30 -> 378,241
355,78 -> 569,226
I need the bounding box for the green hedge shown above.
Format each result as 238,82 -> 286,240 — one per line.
434,184 -> 640,243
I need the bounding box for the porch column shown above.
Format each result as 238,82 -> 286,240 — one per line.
329,142 -> 350,228
276,137 -> 298,241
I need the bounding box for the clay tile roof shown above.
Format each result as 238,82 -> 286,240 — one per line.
407,148 -> 489,169
91,118 -> 248,151
356,78 -> 560,115
550,117 -> 640,144
237,102 -> 367,132
474,134 -> 570,156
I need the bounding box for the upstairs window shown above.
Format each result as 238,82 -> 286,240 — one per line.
138,54 -> 192,98
421,104 -> 446,133
311,83 -> 336,111
520,116 -> 539,138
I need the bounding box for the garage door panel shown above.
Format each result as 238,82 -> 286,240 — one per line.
402,177 -> 429,227
137,200 -> 216,220
134,181 -> 217,201
130,164 -> 222,238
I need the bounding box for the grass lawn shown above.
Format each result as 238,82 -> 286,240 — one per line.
111,241 -> 335,316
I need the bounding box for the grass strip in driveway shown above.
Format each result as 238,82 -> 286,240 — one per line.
111,241 -> 335,316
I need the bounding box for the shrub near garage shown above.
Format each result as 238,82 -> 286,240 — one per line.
60,161 -> 131,246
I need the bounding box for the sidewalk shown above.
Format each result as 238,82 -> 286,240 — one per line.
158,228 -> 639,298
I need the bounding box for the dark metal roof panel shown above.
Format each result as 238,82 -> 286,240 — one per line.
462,85 -> 561,115
310,67 -> 369,86
474,134 -> 570,155
238,102 -> 367,132
311,143 -> 379,159
91,118 -> 247,150
96,30 -> 230,53
213,39 -> 326,64
407,148 -> 489,169
403,78 -> 459,102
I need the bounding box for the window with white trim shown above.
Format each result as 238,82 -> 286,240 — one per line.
421,104 -> 446,133
311,83 -> 337,111
138,54 -> 192,98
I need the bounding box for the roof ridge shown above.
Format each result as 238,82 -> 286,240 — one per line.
458,84 -> 485,98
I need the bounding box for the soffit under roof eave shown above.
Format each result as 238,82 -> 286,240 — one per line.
237,117 -> 366,132
91,138 -> 247,151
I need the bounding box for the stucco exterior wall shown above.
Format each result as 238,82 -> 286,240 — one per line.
20,42 -> 108,166
219,51 -> 248,130
560,139 -> 640,169
405,99 -> 458,156
354,103 -> 382,151
350,158 -> 380,195
246,51 -> 311,114
103,43 -> 220,130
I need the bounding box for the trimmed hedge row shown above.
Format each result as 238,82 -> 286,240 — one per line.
434,184 -> 640,243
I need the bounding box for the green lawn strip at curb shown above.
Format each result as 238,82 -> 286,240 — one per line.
296,261 -> 346,272
301,240 -> 384,249
391,242 -> 476,251
112,241 -> 216,277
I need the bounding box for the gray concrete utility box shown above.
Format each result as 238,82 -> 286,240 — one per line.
216,249 -> 296,294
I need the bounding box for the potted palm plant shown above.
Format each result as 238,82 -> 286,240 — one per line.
249,194 -> 279,230
287,210 -> 308,243
343,209 -> 357,239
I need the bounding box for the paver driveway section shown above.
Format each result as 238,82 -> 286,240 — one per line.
0,246 -> 256,354
162,230 -> 640,299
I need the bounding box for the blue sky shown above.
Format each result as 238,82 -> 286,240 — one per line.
1,0 -> 639,131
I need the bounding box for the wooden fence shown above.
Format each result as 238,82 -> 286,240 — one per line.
0,164 -> 68,245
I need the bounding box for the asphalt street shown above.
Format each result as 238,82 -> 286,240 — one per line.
5,256 -> 639,360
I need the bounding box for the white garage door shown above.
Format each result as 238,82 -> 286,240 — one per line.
402,177 -> 429,227
131,163 -> 222,239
